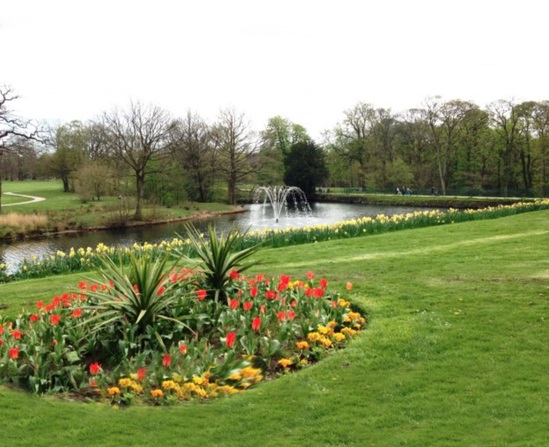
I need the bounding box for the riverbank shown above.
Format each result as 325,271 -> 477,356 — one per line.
1,190 -> 528,243
0,199 -> 245,243
3,199 -> 548,284
316,192 -> 525,209
37,206 -> 248,238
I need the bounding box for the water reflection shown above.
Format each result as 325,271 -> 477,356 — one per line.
0,202 -> 437,272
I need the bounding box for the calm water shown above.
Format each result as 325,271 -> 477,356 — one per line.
0,202 -> 435,272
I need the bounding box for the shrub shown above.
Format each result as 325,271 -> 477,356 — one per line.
174,224 -> 261,302
80,251 -> 194,357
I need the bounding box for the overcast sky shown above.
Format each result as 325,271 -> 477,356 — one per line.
1,0 -> 547,139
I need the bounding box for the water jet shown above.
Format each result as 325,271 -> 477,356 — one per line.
252,186 -> 311,223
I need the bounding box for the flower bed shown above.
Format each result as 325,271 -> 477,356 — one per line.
0,269 -> 364,406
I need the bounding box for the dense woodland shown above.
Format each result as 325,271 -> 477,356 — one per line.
2,85 -> 549,217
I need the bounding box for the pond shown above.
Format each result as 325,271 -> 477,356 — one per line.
0,202 -> 438,273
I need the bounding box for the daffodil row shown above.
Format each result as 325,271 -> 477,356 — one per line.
1,200 -> 548,283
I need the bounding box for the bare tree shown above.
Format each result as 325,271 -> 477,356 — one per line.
1,136 -> 39,181
331,102 -> 377,188
487,100 -> 524,196
85,121 -> 111,161
212,108 -> 259,204
420,97 -> 476,195
0,86 -> 40,212
370,108 -> 397,186
398,108 -> 433,188
171,111 -> 215,202
102,102 -> 175,220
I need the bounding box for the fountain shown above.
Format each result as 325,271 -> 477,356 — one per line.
253,186 -> 311,223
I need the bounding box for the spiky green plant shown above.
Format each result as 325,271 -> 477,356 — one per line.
80,251 -> 192,354
175,223 -> 261,302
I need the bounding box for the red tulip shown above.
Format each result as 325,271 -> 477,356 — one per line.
252,317 -> 261,331
9,347 -> 19,360
226,331 -> 236,348
137,368 -> 147,382
89,362 -> 101,375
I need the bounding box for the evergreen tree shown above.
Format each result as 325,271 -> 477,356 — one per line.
283,140 -> 328,200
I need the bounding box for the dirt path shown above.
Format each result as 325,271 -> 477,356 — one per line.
3,192 -> 47,206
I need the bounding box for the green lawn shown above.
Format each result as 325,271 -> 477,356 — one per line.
1,210 -> 549,446
0,180 -> 238,233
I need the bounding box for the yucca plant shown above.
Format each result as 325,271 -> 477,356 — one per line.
175,223 -> 261,302
80,251 -> 193,354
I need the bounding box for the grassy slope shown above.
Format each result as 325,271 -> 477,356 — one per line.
1,211 -> 549,446
0,180 -> 237,232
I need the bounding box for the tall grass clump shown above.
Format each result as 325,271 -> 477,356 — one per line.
0,212 -> 47,231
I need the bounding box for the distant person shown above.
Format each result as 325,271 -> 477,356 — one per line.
396,187 -> 402,195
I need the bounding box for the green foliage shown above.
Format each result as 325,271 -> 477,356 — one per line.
257,116 -> 311,185
144,160 -> 188,206
284,140 -> 329,200
74,161 -> 117,202
80,251 -> 192,353
175,224 -> 261,301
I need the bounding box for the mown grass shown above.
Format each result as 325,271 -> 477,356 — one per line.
319,190 -> 523,208
1,210 -> 548,446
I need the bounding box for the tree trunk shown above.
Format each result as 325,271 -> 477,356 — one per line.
134,172 -> 145,220
0,148 -> 3,213
542,142 -> 548,197
435,145 -> 447,196
227,176 -> 236,204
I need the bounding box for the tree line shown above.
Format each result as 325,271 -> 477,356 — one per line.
324,98 -> 549,197
2,85 -> 548,219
